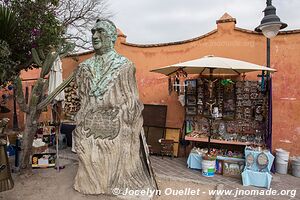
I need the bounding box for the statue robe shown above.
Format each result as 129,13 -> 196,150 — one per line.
73,51 -> 155,194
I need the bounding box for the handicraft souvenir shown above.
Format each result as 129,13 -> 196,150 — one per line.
216,160 -> 224,175
185,78 -> 268,146
197,105 -> 203,115
186,80 -> 197,94
186,107 -> 197,115
250,93 -> 258,99
246,153 -> 255,169
256,106 -> 263,114
255,114 -> 264,122
172,70 -> 188,95
186,95 -> 197,106
64,80 -> 81,118
223,160 -> 245,178
218,122 -> 226,136
185,118 -> 194,133
257,152 -> 269,172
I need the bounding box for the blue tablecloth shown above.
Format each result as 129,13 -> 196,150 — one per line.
187,153 -> 245,170
242,149 -> 274,189
242,170 -> 273,189
187,152 -> 202,169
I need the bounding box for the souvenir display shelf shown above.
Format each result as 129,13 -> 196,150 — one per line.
184,77 -> 268,147
187,147 -> 245,177
36,121 -> 56,147
185,136 -> 252,146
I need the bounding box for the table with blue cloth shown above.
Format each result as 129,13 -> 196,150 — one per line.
242,149 -> 274,189
187,152 -> 202,169
187,153 -> 245,170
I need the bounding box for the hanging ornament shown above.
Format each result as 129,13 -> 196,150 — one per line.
259,71 -> 267,92
169,68 -> 188,95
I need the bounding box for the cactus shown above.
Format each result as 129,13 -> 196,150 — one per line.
59,42 -> 75,58
40,51 -> 58,78
14,77 -> 29,113
38,49 -> 45,60
31,48 -> 42,66
17,44 -> 75,170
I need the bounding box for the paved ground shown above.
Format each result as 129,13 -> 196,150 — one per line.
59,148 -> 300,200
2,148 -> 299,200
150,155 -> 300,200
2,150 -> 215,200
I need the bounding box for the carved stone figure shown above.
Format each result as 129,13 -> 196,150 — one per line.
73,19 -> 156,195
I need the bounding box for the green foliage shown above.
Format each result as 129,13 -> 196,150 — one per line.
31,48 -> 42,67
0,5 -> 18,86
0,0 -> 63,84
8,0 -> 63,62
0,5 -> 17,42
31,42 -> 75,79
40,51 -> 59,78
221,79 -> 234,86
0,40 -> 18,86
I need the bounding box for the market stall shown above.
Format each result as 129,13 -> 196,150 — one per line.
151,55 -> 276,181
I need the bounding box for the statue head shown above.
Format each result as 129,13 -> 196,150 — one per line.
91,19 -> 117,54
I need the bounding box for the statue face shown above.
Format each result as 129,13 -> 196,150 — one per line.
92,22 -> 112,52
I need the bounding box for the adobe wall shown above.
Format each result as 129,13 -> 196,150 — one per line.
115,20 -> 300,156
6,14 -> 300,155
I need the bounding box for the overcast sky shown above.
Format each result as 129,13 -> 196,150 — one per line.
107,0 -> 300,44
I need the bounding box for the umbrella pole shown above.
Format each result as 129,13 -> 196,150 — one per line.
56,122 -> 59,172
207,68 -> 215,154
52,102 -> 63,172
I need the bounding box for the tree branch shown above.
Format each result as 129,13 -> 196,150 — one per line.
57,0 -> 112,51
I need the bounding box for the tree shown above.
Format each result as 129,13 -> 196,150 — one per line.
15,44 -> 74,170
0,2 -> 64,170
0,0 -> 110,84
0,0 -> 110,171
0,5 -> 18,86
0,40 -> 18,86
57,0 -> 111,50
0,0 -> 63,85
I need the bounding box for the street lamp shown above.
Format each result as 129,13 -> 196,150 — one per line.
255,0 -> 287,38
255,0 -> 287,151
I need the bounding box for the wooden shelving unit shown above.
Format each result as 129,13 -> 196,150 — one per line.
185,136 -> 252,146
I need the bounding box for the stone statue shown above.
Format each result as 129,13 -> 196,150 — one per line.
72,19 -> 156,195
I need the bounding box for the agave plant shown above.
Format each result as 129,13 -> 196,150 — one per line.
0,5 -> 18,86
0,5 -> 16,42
